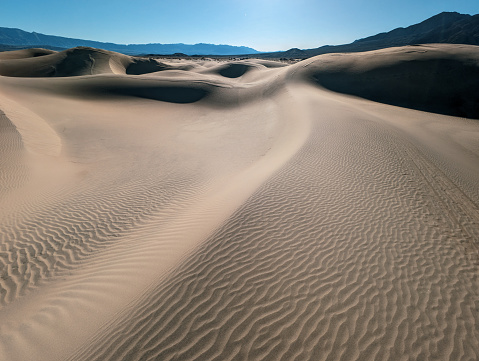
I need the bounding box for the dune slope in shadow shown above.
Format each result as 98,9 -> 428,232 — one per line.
299,44 -> 479,119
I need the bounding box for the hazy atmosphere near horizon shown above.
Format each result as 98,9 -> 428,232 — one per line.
2,0 -> 478,51
1,1 -> 479,361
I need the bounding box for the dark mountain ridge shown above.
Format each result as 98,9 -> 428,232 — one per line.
259,12 -> 479,59
353,12 -> 478,48
0,27 -> 258,56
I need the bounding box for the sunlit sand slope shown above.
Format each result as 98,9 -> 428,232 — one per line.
0,44 -> 478,361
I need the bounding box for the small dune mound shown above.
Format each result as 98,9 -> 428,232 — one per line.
0,47 -> 181,78
217,63 -> 255,78
298,44 -> 479,119
52,47 -> 131,76
0,48 -> 56,60
200,61 -> 263,79
219,63 -> 251,78
0,53 -> 59,77
126,58 -> 170,75
0,46 -> 178,77
0,47 -> 131,77
251,59 -> 288,68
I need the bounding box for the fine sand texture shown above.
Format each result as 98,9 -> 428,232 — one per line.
0,44 -> 478,361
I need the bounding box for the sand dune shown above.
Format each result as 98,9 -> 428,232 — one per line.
298,44 -> 479,118
0,44 -> 478,361
0,47 -> 186,77
0,48 -> 56,60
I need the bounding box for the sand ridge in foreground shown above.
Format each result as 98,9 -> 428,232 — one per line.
0,44 -> 478,360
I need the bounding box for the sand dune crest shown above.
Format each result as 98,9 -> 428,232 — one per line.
298,44 -> 479,118
0,93 -> 61,156
0,47 -> 181,77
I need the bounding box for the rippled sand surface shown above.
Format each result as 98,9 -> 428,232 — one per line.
0,44 -> 478,361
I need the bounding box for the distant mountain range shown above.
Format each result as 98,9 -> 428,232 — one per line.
0,28 -> 259,56
261,11 -> 479,58
0,12 -> 478,57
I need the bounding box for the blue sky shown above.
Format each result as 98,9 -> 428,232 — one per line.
1,0 -> 478,51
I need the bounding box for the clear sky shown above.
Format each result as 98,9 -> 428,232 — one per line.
1,0 -> 478,52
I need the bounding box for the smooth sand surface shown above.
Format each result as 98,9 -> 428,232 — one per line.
0,44 -> 478,361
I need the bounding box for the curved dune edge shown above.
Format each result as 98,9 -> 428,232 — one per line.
0,47 -> 182,78
295,44 -> 479,119
0,48 -> 56,60
0,92 -> 61,157
0,86 -> 310,361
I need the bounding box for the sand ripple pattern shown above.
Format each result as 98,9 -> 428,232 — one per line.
0,162 -> 201,306
0,110 -> 27,195
72,96 -> 479,361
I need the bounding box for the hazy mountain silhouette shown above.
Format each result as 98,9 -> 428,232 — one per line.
1,12 -> 477,57
262,12 -> 479,58
0,27 -> 258,56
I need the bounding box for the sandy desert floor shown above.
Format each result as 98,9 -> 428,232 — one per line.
0,44 -> 478,361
